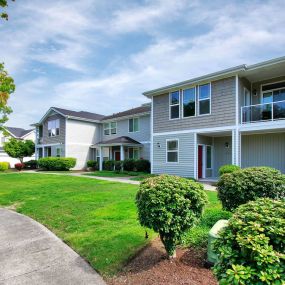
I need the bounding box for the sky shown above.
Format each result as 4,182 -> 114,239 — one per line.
1,0 -> 285,129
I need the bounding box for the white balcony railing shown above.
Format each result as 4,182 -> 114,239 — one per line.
241,100 -> 285,124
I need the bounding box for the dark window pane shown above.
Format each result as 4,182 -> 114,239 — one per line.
167,140 -> 178,151
129,148 -> 133,159
171,105 -> 179,119
129,119 -> 133,132
262,81 -> 285,91
206,146 -> 212,168
199,99 -> 210,115
199,84 -> 210,100
167,152 -> 178,162
273,89 -> 285,102
183,88 -> 195,117
170,91 -> 179,105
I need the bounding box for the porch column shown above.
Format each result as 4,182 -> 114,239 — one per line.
232,129 -> 240,166
120,145 -> 124,161
99,146 -> 103,171
42,147 -> 45,158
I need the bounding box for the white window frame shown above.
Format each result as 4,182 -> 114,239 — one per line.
128,117 -> 139,133
169,90 -> 180,120
182,87 -> 196,118
198,83 -> 211,116
104,122 -> 117,135
128,147 -> 140,159
206,145 -> 213,170
166,139 -> 179,163
261,80 -> 285,104
48,119 -> 60,137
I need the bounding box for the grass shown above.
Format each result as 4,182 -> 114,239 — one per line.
0,173 -> 228,276
0,173 -> 154,276
84,170 -> 155,179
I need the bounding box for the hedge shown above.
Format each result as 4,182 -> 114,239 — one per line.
24,160 -> 38,169
38,157 -> 76,171
217,166 -> 285,211
218,164 -> 240,176
87,160 -> 98,170
214,198 -> 285,285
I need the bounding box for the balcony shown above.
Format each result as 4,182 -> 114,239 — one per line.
241,100 -> 285,124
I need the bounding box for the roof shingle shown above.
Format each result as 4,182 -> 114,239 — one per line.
5,127 -> 34,138
52,107 -> 105,121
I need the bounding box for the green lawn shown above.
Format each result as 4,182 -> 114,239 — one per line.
0,173 -> 228,276
84,170 -> 155,180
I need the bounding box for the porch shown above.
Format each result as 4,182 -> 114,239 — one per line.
35,144 -> 64,159
92,136 -> 143,171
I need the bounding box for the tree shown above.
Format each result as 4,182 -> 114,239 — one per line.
4,138 -> 35,163
0,0 -> 15,20
136,175 -> 208,258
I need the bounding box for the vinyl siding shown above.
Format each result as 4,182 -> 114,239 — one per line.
42,114 -> 66,145
153,133 -> 195,178
153,77 -> 236,133
102,114 -> 150,142
241,133 -> 285,173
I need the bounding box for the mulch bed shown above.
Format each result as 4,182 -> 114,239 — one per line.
106,238 -> 218,285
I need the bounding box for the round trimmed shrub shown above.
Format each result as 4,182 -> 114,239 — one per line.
123,159 -> 135,171
86,160 -> 98,170
102,160 -> 114,171
24,160 -> 38,169
136,175 -> 208,257
217,167 -> 285,211
213,198 -> 285,285
15,163 -> 25,171
114,160 -> 122,172
0,162 -> 9,171
134,159 -> 150,173
218,164 -> 240,176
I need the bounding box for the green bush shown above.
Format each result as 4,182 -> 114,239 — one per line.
218,164 -> 240,176
217,167 -> 285,211
123,159 -> 135,171
134,159 -> 150,173
0,162 -> 9,171
114,160 -> 123,172
24,160 -> 38,169
87,160 -> 98,170
213,198 -> 285,285
103,160 -> 114,171
136,175 -> 208,257
38,157 -> 76,171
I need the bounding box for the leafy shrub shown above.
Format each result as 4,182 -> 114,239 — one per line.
213,198 -> 285,285
123,159 -> 135,171
134,159 -> 150,173
136,175 -> 208,257
0,162 -> 9,171
218,164 -> 240,176
103,160 -> 115,171
217,167 -> 285,211
87,160 -> 98,170
24,160 -> 38,169
38,157 -> 76,171
15,163 -> 25,171
114,160 -> 123,172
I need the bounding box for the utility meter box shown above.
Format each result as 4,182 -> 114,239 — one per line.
207,219 -> 229,265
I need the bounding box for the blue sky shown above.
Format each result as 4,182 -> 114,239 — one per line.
1,0 -> 285,128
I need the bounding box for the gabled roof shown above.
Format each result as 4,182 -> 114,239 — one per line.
5,127 -> 34,138
52,107 -> 105,121
95,136 -> 141,146
102,103 -> 151,121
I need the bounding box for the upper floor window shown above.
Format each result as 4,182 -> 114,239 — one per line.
48,119 -> 60,137
262,81 -> 285,103
166,139 -> 179,163
129,118 -> 139,132
169,91 -> 180,119
183,87 -> 196,117
104,122 -> 117,135
198,83 -> 211,115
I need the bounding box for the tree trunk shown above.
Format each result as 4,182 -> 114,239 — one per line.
19,157 -> 23,164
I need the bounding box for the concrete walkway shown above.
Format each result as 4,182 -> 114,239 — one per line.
0,209 -> 106,285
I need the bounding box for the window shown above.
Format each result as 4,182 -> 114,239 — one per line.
198,83 -> 211,115
206,146 -> 212,169
48,119 -> 60,137
56,148 -> 61,157
166,139 -> 178,163
183,87 -> 196,117
262,81 -> 285,103
104,122 -> 117,135
170,91 -> 180,119
129,147 -> 139,159
129,118 -> 139,132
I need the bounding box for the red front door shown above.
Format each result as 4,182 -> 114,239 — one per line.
115,151 -> 121,161
198,145 -> 203,179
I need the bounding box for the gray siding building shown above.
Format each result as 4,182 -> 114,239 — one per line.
145,56 -> 285,179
